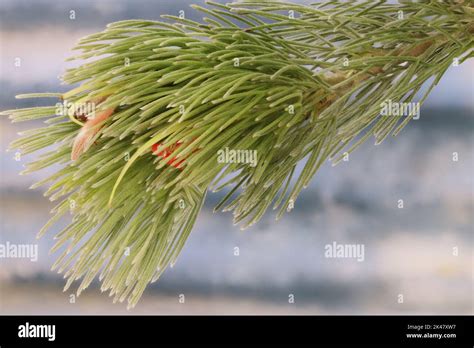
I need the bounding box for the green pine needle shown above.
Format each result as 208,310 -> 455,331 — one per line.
2,0 -> 473,308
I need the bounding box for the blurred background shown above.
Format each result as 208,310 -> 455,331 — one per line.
0,0 -> 473,314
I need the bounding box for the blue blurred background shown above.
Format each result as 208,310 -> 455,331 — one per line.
0,0 -> 473,314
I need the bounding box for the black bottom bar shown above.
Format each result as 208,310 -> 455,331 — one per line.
0,315 -> 472,346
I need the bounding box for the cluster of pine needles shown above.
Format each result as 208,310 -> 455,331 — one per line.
2,0 -> 473,307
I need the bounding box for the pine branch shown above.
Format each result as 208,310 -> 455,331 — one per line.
2,0 -> 472,308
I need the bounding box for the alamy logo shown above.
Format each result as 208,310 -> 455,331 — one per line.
324,241 -> 365,262
0,242 -> 38,262
18,322 -> 56,341
55,100 -> 96,119
217,147 -> 257,167
380,99 -> 420,120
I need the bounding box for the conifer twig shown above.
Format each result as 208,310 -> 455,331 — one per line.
2,0 -> 472,308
